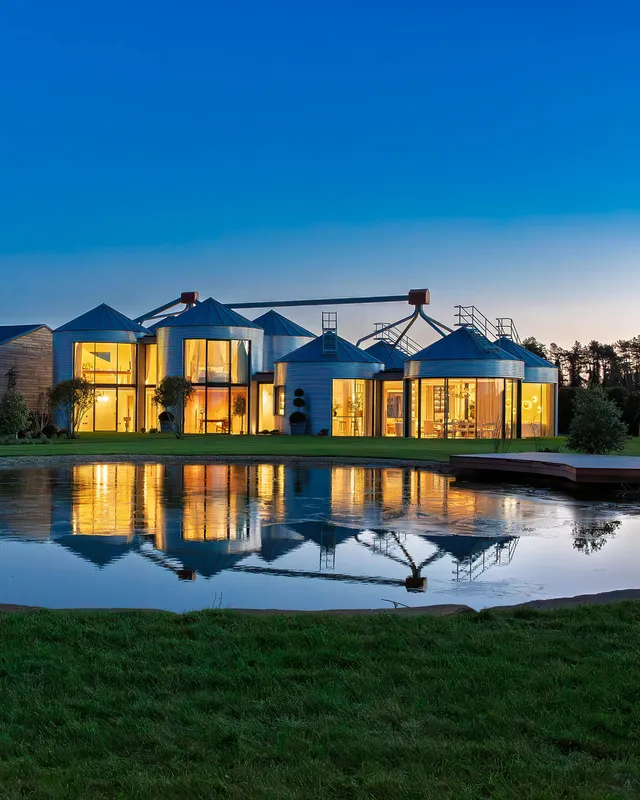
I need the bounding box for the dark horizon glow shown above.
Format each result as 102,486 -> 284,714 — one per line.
1,1 -> 639,347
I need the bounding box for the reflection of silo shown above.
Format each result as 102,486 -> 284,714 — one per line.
275,336 -> 383,435
253,310 -> 315,371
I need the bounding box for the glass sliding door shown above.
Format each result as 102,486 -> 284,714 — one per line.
522,382 -> 554,437
206,388 -> 230,433
419,379 -> 446,438
381,381 -> 403,436
74,342 -> 137,431
476,379 -> 504,439
258,384 -> 275,432
331,379 -> 372,436
94,389 -> 117,431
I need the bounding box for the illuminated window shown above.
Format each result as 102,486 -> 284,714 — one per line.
275,386 -> 285,415
331,379 -> 373,436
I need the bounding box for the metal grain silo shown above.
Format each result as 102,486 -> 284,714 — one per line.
154,297 -> 264,435
253,310 -> 315,371
53,304 -> 149,432
404,327 -> 525,440
155,297 -> 264,379
274,336 -> 383,436
497,337 -> 559,437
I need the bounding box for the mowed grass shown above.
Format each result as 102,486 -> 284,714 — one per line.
0,605 -> 639,799
2,432 -> 640,461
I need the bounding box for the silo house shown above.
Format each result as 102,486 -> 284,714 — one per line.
274,334 -> 383,436
253,310 -> 315,432
364,340 -> 408,437
404,327 -> 525,439
53,304 -> 149,432
497,337 -> 559,436
154,297 -> 264,435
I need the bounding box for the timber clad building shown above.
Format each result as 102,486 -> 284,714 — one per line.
0,325 -> 53,411
6,290 -> 559,437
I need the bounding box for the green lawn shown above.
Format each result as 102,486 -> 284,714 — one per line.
0,604 -> 638,799
1,432 -> 640,461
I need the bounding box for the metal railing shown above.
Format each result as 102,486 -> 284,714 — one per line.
374,322 -> 422,355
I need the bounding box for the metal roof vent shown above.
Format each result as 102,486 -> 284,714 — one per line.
322,311 -> 338,355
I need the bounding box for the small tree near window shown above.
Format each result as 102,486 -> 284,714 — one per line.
153,376 -> 194,439
0,390 -> 31,438
566,387 -> 628,454
232,393 -> 247,434
49,378 -> 95,437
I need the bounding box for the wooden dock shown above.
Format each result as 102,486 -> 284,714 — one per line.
450,452 -> 640,486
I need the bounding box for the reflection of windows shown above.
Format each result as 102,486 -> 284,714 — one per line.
275,386 -> 285,415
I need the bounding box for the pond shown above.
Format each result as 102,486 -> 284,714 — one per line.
0,462 -> 638,612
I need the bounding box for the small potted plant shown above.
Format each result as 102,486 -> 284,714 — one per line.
289,388 -> 307,435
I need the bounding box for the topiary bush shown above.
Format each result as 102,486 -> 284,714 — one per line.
566,387 -> 628,454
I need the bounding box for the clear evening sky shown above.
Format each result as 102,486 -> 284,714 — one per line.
1,1 -> 639,347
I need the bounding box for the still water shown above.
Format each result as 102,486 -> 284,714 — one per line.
0,462 -> 638,611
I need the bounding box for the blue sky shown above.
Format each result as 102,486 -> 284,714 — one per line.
1,0 -> 639,345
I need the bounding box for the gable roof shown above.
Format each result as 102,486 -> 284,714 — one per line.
156,297 -> 260,329
0,324 -> 48,346
497,337 -> 557,368
409,326 -> 521,362
253,309 -> 315,338
276,335 -> 383,364
55,304 -> 149,334
365,340 -> 409,370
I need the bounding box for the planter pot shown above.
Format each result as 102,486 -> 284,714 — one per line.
290,422 -> 307,435
405,577 -> 427,593
160,421 -> 174,434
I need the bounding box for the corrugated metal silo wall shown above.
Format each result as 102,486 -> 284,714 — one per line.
274,361 -> 383,435
524,366 -> 558,384
262,335 -> 314,372
156,325 -> 264,379
404,358 -> 525,379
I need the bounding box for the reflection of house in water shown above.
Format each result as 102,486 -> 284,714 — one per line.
0,463 -> 525,590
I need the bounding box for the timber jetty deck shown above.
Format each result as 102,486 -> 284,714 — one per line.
450,452 -> 640,487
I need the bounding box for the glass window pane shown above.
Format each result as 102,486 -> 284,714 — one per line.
231,387 -> 248,434
206,388 -> 230,433
231,340 -> 250,384
332,379 -> 369,436
275,386 -> 285,415
207,341 -> 230,383
75,342 -> 95,381
184,387 -> 206,434
117,344 -> 135,384
410,380 -> 419,438
382,381 -> 404,437
259,384 -> 274,431
184,340 -> 207,383
542,383 -> 554,436
117,388 -> 136,432
78,397 -> 94,432
92,343 -> 118,384
522,383 -> 543,437
94,388 -> 117,430
476,379 -> 504,439
145,344 -> 157,385
419,379 -> 446,438
145,387 -> 159,430
446,380 -> 476,439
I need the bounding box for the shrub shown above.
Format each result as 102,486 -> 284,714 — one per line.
49,379 -> 95,437
0,390 -> 31,438
42,423 -> 59,438
289,388 -> 306,425
566,387 -> 628,454
153,377 -> 194,438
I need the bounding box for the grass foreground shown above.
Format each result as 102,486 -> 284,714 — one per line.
1,431 -> 640,461
0,605 -> 639,799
